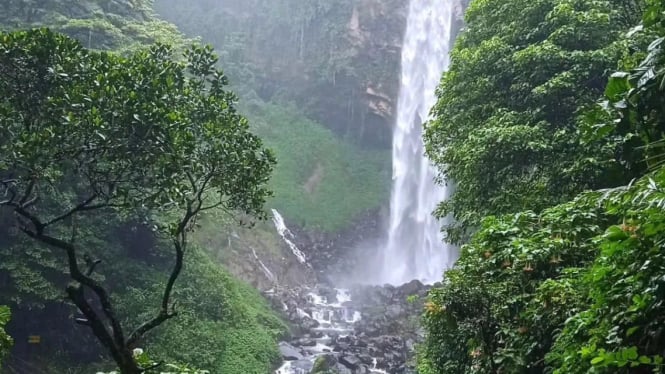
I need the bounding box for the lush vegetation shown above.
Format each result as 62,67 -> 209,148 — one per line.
0,0 -> 391,372
247,101 -> 389,232
0,306 -> 11,366
1,0 -> 192,53
425,0 -> 645,242
154,0 -> 399,232
0,0 -> 396,373
0,26 -> 284,373
420,0 -> 665,373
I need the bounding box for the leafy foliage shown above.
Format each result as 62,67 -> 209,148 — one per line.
420,1 -> 665,373
421,169 -> 665,373
117,248 -> 287,373
0,0 -> 192,53
420,197 -> 606,373
425,0 -> 644,242
0,28 -> 274,373
0,306 -> 12,366
153,0 -> 399,231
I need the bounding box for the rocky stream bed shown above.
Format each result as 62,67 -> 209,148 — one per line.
267,280 -> 429,374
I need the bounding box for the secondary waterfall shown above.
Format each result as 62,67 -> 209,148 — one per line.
378,0 -> 462,285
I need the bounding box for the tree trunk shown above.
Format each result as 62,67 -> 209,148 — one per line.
117,349 -> 142,374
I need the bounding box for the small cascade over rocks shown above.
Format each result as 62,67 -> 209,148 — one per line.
272,209 -> 310,266
269,281 -> 429,374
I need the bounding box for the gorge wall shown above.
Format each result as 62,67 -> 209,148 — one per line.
155,0 -> 408,148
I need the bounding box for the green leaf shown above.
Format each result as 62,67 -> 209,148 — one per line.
638,356 -> 651,364
605,72 -> 631,101
591,356 -> 605,365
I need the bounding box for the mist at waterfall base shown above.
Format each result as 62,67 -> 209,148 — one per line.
361,0 -> 464,286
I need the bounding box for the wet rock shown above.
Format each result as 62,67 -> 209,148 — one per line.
279,342 -> 304,361
334,363 -> 354,374
334,342 -> 350,352
340,354 -> 362,369
397,279 -> 425,296
296,338 -> 317,347
386,304 -> 403,319
300,315 -> 320,330
358,353 -> 374,365
318,286 -> 338,304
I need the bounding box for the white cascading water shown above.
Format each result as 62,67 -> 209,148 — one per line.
272,209 -> 309,265
275,289 -> 384,374
379,0 -> 462,285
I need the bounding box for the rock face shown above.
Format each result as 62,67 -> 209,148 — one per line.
271,281 -> 430,374
155,0 -> 409,148
342,0 -> 408,146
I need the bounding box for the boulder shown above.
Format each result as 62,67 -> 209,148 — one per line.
340,354 -> 362,369
300,315 -> 320,330
279,342 -> 304,361
398,279 -> 425,296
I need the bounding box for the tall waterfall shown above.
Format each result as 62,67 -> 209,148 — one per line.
379,0 -> 462,285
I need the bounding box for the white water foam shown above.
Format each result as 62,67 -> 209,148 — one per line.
271,209 -> 309,265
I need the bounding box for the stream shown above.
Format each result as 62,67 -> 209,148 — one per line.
274,288 -> 388,374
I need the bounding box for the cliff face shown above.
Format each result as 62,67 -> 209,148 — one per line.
344,0 -> 408,147
154,0 -> 408,148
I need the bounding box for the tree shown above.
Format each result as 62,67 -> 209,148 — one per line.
599,0 -> 665,172
419,2 -> 665,372
424,0 -> 644,242
0,29 -> 275,373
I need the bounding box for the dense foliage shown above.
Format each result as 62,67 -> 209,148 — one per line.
425,0 -> 645,242
0,28 -> 277,373
420,0 -> 665,373
248,101 -> 389,231
1,0 -> 192,53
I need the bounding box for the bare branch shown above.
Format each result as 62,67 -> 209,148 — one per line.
0,179 -> 18,205
18,178 -> 36,205
126,198 -> 202,347
43,194 -> 99,227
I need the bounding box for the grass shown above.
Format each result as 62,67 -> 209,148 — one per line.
246,101 -> 391,233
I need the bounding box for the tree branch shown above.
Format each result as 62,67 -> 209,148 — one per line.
19,225 -> 127,350
18,178 -> 36,205
66,283 -> 124,365
126,200 -> 199,347
43,194 -> 99,227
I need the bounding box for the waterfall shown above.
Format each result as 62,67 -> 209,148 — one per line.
379,0 -> 463,285
271,209 -> 309,265
252,248 -> 278,285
